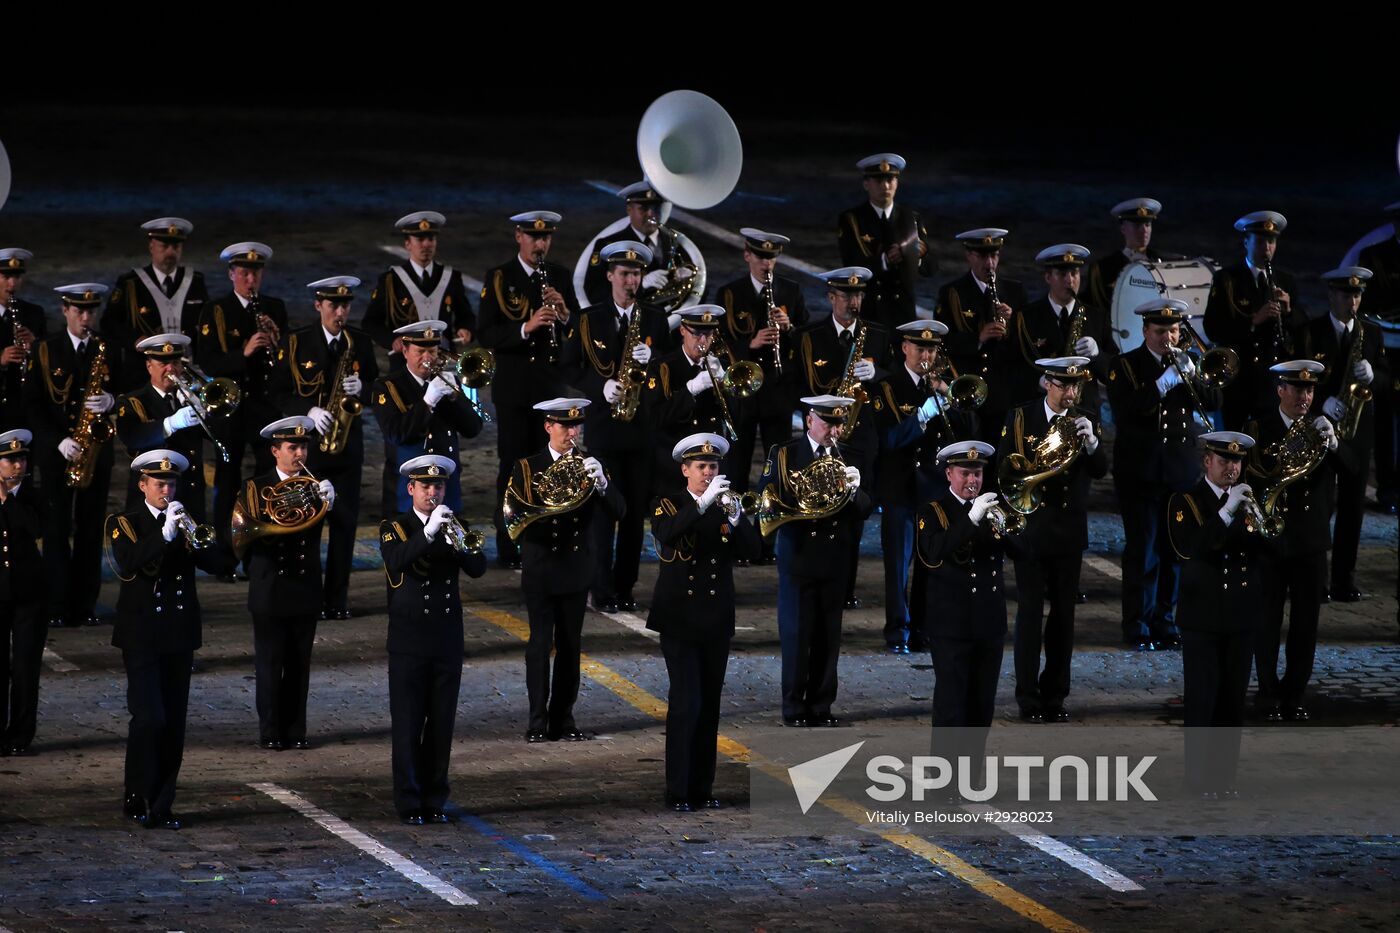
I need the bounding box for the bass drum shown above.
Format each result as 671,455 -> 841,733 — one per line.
572,209 -> 707,323
1110,258 -> 1219,353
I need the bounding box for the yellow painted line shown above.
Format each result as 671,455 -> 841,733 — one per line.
469,603 -> 1090,933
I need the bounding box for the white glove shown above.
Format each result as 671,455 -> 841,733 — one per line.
307,406 -> 334,434
161,501 -> 185,542
686,368 -> 714,396
582,456 -> 608,491
697,474 -> 729,512
603,378 -> 623,403
852,359 -> 876,382
1313,415 -> 1339,451
1155,364 -> 1183,396
58,438 -> 82,461
318,478 -> 337,509
1321,396 -> 1346,422
968,491 -> 999,525
163,405 -> 199,435
423,378 -> 453,408
642,269 -> 670,290
916,395 -> 942,425
1074,415 -> 1099,453
341,374 -> 362,396
84,392 -> 114,413
630,342 -> 652,365
1175,352 -> 1196,377
1074,336 -> 1099,359
843,465 -> 861,489
423,504 -> 453,541
1354,359 -> 1374,385
1224,482 -> 1252,517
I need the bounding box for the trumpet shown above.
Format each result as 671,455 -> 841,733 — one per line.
160,495 -> 216,550
707,477 -> 758,516
170,360 -> 241,463
1237,487 -> 1280,539
426,496 -> 485,555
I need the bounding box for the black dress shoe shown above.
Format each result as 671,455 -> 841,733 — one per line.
8,744 -> 33,756
1019,708 -> 1044,724
1077,591 -> 1089,604
617,596 -> 638,612
671,801 -> 694,813
217,573 -> 237,584
555,729 -> 591,742
1124,637 -> 1156,651
595,601 -> 618,614
696,798 -> 723,810
123,794 -> 148,824
886,643 -> 910,655
426,810 -> 451,824
258,739 -> 284,751
1045,707 -> 1070,723
734,558 -> 751,567
401,811 -> 425,826
782,717 -> 810,728
47,614 -> 67,628
1221,788 -> 1241,800
319,608 -> 331,620
290,740 -> 310,750
1331,585 -> 1363,603
813,716 -> 842,727
334,609 -> 351,621
525,730 -> 548,744
844,597 -> 862,610
146,813 -> 181,831
497,557 -> 522,570
1284,705 -> 1309,722
81,615 -> 102,627
1263,705 -> 1284,722
1199,790 -> 1219,802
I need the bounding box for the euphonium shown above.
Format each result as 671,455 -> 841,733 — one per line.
997,408 -> 1087,515
230,471 -> 329,561
503,444 -> 596,541
756,448 -> 857,537
1337,319 -> 1372,441
65,338 -> 114,489
320,341 -> 364,455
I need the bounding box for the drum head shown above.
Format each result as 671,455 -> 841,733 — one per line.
1110,259 -> 1218,352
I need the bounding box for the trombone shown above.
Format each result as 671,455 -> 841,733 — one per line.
171,358 -> 242,463
428,345 -> 497,423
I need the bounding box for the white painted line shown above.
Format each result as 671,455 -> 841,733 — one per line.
249,782 -> 478,907
42,647 -> 78,673
1082,554 -> 1123,582
591,607 -> 659,639
585,179 -> 934,317
962,804 -> 1144,892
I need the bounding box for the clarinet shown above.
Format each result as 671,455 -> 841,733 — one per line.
251,288 -> 277,373
763,268 -> 782,377
8,296 -> 25,390
1264,258 -> 1286,357
536,258 -> 559,352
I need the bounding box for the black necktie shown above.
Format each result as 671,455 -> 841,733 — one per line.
1059,307 -> 1072,344
163,275 -> 176,298
156,511 -> 166,524
839,329 -> 853,349
419,264 -> 432,287
329,337 -> 343,359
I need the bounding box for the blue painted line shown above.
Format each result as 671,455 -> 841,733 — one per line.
453,810 -> 607,901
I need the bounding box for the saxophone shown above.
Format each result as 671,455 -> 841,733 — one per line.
1063,296 -> 1086,356
611,307 -> 646,422
318,340 -> 363,455
65,340 -> 113,489
1336,322 -> 1371,441
833,321 -> 869,438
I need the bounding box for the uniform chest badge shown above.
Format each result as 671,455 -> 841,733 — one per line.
814,359 -> 827,367
200,324 -> 210,335
381,532 -> 394,542
860,234 -> 873,244
1175,511 -> 1184,522
53,367 -> 64,377
898,403 -> 913,414
377,393 -> 387,405
302,360 -> 316,369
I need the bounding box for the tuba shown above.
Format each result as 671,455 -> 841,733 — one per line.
1247,412 -> 1329,539
230,473 -> 329,561
502,445 -> 596,542
756,449 -> 857,537
998,409 -> 1088,515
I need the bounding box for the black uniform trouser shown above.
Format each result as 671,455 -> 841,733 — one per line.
590,447 -> 651,604
389,650 -> 461,817
523,589 -> 587,734
842,442 -> 876,604
880,504 -> 916,646
1013,553 -> 1082,711
732,405 -> 794,493
929,634 -> 1004,728
1,600 -> 44,750
1181,628 -> 1253,792
493,406 -> 547,563
252,614 -> 318,744
777,563 -> 845,721
1330,446 -> 1370,589
212,404 -> 277,552
317,463 -> 361,612
1115,477 -> 1181,642
122,648 -> 192,817
41,454 -> 111,620
660,634 -> 730,804
1256,551 -> 1325,707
